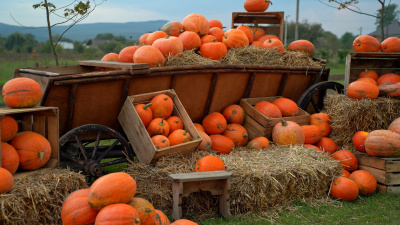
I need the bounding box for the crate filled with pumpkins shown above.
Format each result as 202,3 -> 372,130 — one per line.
0,77 -> 59,195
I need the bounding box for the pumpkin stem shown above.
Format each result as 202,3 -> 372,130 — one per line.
159,118 -> 165,126
143,103 -> 152,110
243,133 -> 248,138
163,97 -> 168,101
281,120 -> 288,126
218,124 -> 223,130
162,139 -> 166,143
38,151 -> 45,162
135,218 -> 141,224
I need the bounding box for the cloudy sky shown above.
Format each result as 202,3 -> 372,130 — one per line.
0,0 -> 380,38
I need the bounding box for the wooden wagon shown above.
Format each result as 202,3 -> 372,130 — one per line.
13,61 -> 343,180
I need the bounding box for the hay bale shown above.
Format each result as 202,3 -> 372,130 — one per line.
127,146 -> 341,220
323,93 -> 400,150
0,168 -> 87,225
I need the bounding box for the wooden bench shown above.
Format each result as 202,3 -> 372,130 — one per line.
168,171 -> 233,221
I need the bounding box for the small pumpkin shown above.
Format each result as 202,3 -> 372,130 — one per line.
376,73 -> 400,86
254,101 -> 282,118
151,135 -> 170,149
182,13 -> 209,36
250,41 -> 264,48
222,123 -> 249,147
300,125 -> 323,144
134,103 -> 153,128
330,177 -> 359,202
198,131 -> 212,151
178,31 -> 202,51
352,131 -> 369,152
118,46 -> 141,63
257,35 -> 280,43
364,130 -> 400,157
128,197 -> 157,225
133,46 -> 165,67
88,172 -> 137,210
388,117 -> 400,134
222,29 -> 249,49
287,40 -> 315,57
309,113 -> 331,137
199,40 -> 228,60
353,35 -> 380,52
358,69 -> 379,81
166,116 -> 184,133
161,21 -> 184,37
0,167 -> 14,194
154,209 -> 170,225
244,0 -> 271,12
146,31 -> 168,45
2,77 -> 43,108
246,137 -> 270,150
194,123 -> 205,132
194,155 -> 225,172
208,27 -> 224,42
170,219 -> 198,225
222,104 -> 245,125
139,33 -> 151,45
208,19 -> 223,29
0,115 -> 18,142
303,144 -> 321,151
341,169 -> 351,178
0,142 -> 19,174
237,24 -> 254,43
200,35 -> 217,45
147,118 -> 170,137
150,94 -> 174,119
349,170 -> 377,195
272,97 -> 299,117
262,38 -> 285,53
94,203 -> 141,225
202,112 -> 227,135
347,80 -> 379,100
380,36 -> 400,52
152,36 -> 184,57
251,27 -> 266,41
356,77 -> 377,86
331,150 -> 358,172
315,137 -> 338,155
168,129 -> 192,146
378,82 -> 400,98
61,189 -> 99,225
210,134 -> 234,154
272,120 -> 305,145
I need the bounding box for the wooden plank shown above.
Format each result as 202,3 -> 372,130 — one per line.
358,164 -> 400,186
169,171 -> 232,182
377,184 -> 400,193
355,152 -> 400,172
78,60 -> 150,70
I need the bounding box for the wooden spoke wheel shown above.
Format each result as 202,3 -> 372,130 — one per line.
59,124 -> 134,182
297,81 -> 344,113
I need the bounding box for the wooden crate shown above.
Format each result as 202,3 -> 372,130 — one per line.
118,89 -> 201,164
355,152 -> 400,193
0,106 -> 59,178
240,96 -> 310,140
344,52 -> 400,89
231,11 -> 284,41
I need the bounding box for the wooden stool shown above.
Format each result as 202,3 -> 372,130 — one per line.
168,171 -> 232,221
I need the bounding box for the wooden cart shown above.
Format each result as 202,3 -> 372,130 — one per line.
13,61 -> 343,180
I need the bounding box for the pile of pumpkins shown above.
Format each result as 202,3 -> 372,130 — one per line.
61,171 -> 198,225
0,77 -> 52,195
100,11 -> 315,68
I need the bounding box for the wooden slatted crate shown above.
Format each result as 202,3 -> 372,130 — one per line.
118,89 -> 201,164
231,11 -> 284,41
240,96 -> 310,140
0,106 -> 59,178
355,152 -> 400,193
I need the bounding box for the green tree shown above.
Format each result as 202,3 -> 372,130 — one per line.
340,32 -> 356,49
73,41 -> 85,53
95,33 -> 114,40
375,4 -> 400,28
4,32 -> 26,51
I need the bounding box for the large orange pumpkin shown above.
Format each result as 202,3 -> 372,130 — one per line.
2,77 -> 43,108
376,73 -> 400,86
254,101 -> 282,118
178,31 -> 202,51
0,115 -> 18,142
352,35 -> 380,52
170,219 -> 198,225
331,150 -> 358,172
94,203 -> 141,225
202,112 -> 227,135
222,123 -> 248,147
222,104 -> 245,125
246,136 -> 270,150
161,21 -> 184,37
182,13 -> 209,36
258,35 -> 280,43
364,130 -> 400,157
133,46 -> 165,67
389,117 -> 400,134
198,131 -> 212,151
236,24 -> 254,43
262,38 -> 285,53
61,189 -> 99,225
356,77 -> 377,86
199,41 -> 228,60
287,40 -> 315,57
134,103 -> 153,128
152,36 -> 184,57
378,82 -> 400,98
146,31 -> 168,45
315,137 -> 338,155
272,120 -> 305,145
244,0 -> 271,12
272,97 -> 299,117
118,46 -> 141,63
194,155 -> 225,172
330,177 -> 359,202
1,142 -> 19,174
347,80 -> 379,99
128,197 -> 157,225
88,172 -> 137,210
380,36 -> 400,52
349,170 -> 377,195
11,131 -> 51,170
154,209 -> 170,225
300,125 -> 323,144
210,134 -> 234,154
208,19 -> 223,29
0,167 -> 14,194
222,29 -> 249,49
150,94 -> 174,119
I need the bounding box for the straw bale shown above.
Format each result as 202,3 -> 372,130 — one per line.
323,93 -> 400,150
126,145 -> 341,220
165,50 -> 221,66
0,168 -> 87,225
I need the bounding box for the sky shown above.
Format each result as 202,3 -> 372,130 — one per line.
0,0 -> 381,38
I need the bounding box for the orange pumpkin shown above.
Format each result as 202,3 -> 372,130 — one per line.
199,40 -> 228,60
222,123 -> 248,147
356,77 -> 377,86
1,142 -> 19,174
200,35 -> 217,44
272,97 -> 299,117
208,19 -> 223,29
257,35 -> 280,43
352,131 -> 369,152
128,197 -> 157,225
11,131 -> 51,170
287,40 -> 315,57
250,41 -> 264,48
61,189 -> 99,225
222,29 -> 249,49
194,123 -> 205,132
349,170 -> 377,195
208,27 -> 224,42
222,104 -> 245,125
118,46 -> 141,63
2,77 -> 43,108
166,116 -> 183,133
364,130 -> 400,157
154,209 -> 170,225
151,135 -> 170,149
303,144 -> 321,151
182,13 -> 209,36
389,117 -> 400,134
376,73 -> 400,86
272,120 -> 305,145
310,113 -> 331,124
0,115 -> 18,142
237,24 -> 254,43
0,167 -> 14,194
170,219 -> 198,225
178,31 -> 202,51
378,82 -> 400,98
251,27 -> 265,41
210,134 -> 234,154
146,31 -> 168,45
88,172 -> 137,210
347,80 -> 379,99
202,112 -> 227,135
300,125 -> 323,144
254,101 -> 282,118
150,94 -> 174,119
352,35 -> 380,52
309,113 -> 331,137
133,46 -> 165,67
139,33 -> 151,45
246,137 -> 270,150
161,21 -> 184,37
135,103 -> 153,128
94,203 -> 141,224
194,155 -> 225,172
101,52 -> 118,62
198,131 -> 212,151
331,150 -> 358,172
341,169 -> 351,178
262,38 -> 285,53
147,118 -> 170,137
315,137 -> 338,155
168,129 -> 192,146
244,0 -> 271,12
358,69 -> 379,81
330,177 -> 359,202
380,36 -> 400,52
152,36 -> 184,57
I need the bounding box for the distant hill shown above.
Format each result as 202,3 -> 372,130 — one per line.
0,20 -> 169,42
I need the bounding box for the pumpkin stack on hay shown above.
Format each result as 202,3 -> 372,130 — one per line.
127,145 -> 342,220
323,93 -> 400,150
0,168 -> 86,225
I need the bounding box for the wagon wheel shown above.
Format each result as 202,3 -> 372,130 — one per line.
59,124 -> 134,182
297,81 -> 344,113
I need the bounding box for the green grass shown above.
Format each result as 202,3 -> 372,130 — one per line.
326,62 -> 346,76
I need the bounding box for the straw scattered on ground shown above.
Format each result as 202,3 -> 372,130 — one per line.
127,145 -> 342,221
0,168 -> 87,225
324,93 -> 400,150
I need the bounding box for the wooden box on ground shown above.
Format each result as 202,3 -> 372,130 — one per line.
344,52 -> 400,89
231,11 -> 284,41
0,106 -> 59,178
240,96 -> 310,140
118,89 -> 201,164
355,152 -> 400,193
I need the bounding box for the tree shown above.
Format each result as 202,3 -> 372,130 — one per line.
321,0 -> 395,40
374,3 -> 400,28
4,32 -> 26,51
30,0 -> 106,65
340,32 -> 356,49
